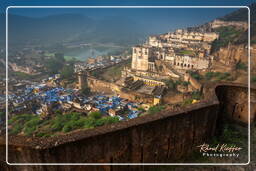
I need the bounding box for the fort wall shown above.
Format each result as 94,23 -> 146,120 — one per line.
0,83 -> 254,170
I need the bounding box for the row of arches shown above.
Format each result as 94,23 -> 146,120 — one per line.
174,61 -> 194,69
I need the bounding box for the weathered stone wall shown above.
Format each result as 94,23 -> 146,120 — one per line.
87,76 -> 121,94
215,85 -> 256,123
0,103 -> 219,165
0,84 -> 253,171
214,44 -> 248,65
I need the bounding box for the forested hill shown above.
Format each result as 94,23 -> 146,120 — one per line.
219,3 -> 255,22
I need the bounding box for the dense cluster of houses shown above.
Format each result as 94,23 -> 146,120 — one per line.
7,75 -> 141,121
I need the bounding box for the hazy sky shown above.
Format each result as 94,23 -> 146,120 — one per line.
1,0 -> 253,34
1,0 -> 254,15
6,7 -> 248,34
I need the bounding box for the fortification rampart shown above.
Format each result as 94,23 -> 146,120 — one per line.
0,83 -> 254,170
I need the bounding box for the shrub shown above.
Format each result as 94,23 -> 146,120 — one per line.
216,72 -> 230,81
50,116 -> 66,131
164,79 -> 176,90
9,114 -> 35,124
36,132 -> 51,137
205,72 -> 214,80
88,111 -> 102,119
236,62 -> 247,71
181,81 -> 189,86
62,121 -> 75,133
83,117 -> 97,129
205,72 -> 230,81
98,116 -> 119,125
0,112 -> 5,120
148,105 -> 165,115
188,71 -> 202,80
24,117 -> 41,128
211,26 -> 243,52
191,91 -> 201,100
81,87 -> 91,95
251,40 -> 256,44
252,76 -> 256,83
182,99 -> 193,106
24,126 -> 37,136
9,123 -> 23,135
60,65 -> 74,79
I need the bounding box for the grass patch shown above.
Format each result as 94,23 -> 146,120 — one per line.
211,26 -> 243,52
178,50 -> 194,55
236,62 -> 247,71
188,71 -> 203,80
251,40 -> 256,44
12,72 -> 35,80
251,75 -> 256,83
148,105 -> 165,115
205,72 -> 231,81
8,112 -> 120,137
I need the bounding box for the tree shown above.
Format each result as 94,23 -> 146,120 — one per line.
164,79 -> 176,90
81,87 -> 91,96
45,53 -> 65,74
60,65 -> 74,79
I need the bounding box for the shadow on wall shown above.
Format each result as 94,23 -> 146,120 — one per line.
215,85 -> 256,124
0,83 -> 254,169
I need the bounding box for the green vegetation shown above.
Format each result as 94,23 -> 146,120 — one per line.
176,80 -> 189,86
179,50 -> 194,55
91,59 -> 131,81
12,72 -> 35,80
181,91 -> 202,106
164,79 -> 189,90
164,79 -> 177,90
103,65 -> 123,81
148,105 -> 165,115
205,72 -> 231,81
188,71 -> 203,80
81,86 -> 91,96
45,53 -> 65,74
23,117 -> 42,136
211,26 -> 243,52
236,61 -> 247,71
8,114 -> 39,135
251,40 -> 256,44
211,121 -> 247,147
252,75 -> 256,83
0,112 -> 5,120
8,112 -> 120,137
45,52 -> 76,61
191,91 -> 201,100
60,65 -> 74,79
182,99 -> 194,106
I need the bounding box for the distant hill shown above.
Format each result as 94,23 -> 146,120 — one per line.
1,4 -> 256,49
0,14 -> 149,48
219,3 -> 255,22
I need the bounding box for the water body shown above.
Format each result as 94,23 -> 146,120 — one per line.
61,44 -> 129,61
